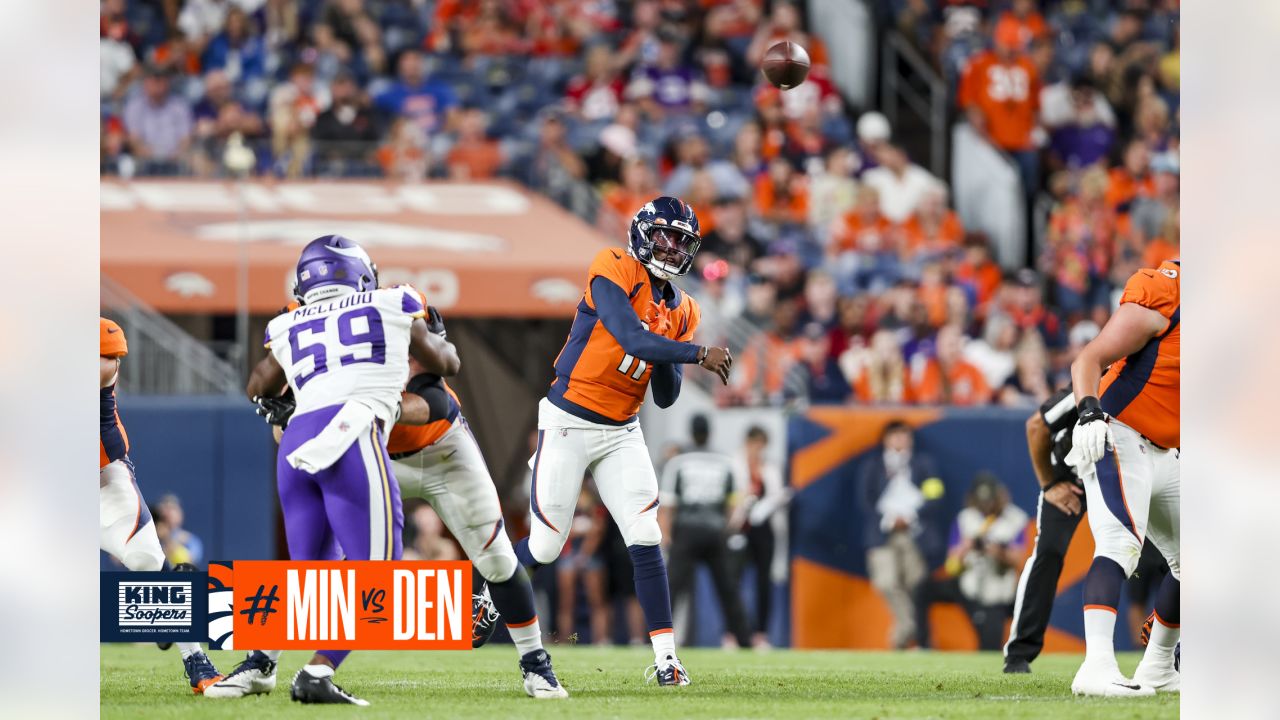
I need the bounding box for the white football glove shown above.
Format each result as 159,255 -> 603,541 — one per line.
1064,396 -> 1112,470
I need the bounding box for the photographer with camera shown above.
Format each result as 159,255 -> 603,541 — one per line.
944,473 -> 1029,650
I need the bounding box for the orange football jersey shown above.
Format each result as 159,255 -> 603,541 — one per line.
386,355 -> 463,455
100,317 -> 130,468
1099,260 -> 1180,448
548,249 -> 701,424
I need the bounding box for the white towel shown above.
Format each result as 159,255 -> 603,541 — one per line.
286,402 -> 375,474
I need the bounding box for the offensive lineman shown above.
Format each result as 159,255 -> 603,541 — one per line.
100,318 -> 224,693
220,235 -> 460,706
509,197 -> 734,685
1066,259 -> 1180,696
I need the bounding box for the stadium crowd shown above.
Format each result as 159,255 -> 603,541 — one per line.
100,0 -> 1179,410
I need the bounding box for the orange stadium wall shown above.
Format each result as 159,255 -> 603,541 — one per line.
786,406 -> 1114,653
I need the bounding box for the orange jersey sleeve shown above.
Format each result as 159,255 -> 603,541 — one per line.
582,249 -> 644,310
100,317 -> 128,357
1099,260 -> 1180,447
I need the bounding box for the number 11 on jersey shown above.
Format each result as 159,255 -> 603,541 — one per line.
618,354 -> 647,380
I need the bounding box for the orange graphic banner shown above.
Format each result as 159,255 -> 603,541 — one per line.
229,561 -> 472,650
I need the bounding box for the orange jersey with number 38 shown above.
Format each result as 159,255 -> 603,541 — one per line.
1099,260 -> 1180,448
548,249 -> 700,424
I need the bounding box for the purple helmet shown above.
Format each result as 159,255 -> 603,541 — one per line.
293,235 -> 378,303
628,196 -> 701,280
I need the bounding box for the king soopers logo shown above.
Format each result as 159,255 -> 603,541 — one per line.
118,582 -> 193,626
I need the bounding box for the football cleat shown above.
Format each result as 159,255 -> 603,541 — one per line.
1003,657 -> 1031,674
519,649 -> 568,699
646,655 -> 691,686
1070,660 -> 1154,697
290,667 -> 370,706
182,651 -> 224,695
204,651 -> 277,698
1133,660 -> 1180,693
472,586 -> 500,649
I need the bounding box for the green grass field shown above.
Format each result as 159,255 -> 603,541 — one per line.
102,644 -> 1177,719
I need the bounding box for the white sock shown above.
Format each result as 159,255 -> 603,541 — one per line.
302,664 -> 334,679
1144,618 -> 1180,664
261,650 -> 283,662
508,618 -> 544,657
177,642 -> 201,660
650,630 -> 675,663
1083,607 -> 1118,665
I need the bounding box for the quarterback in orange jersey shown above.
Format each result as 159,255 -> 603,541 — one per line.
99,318 -> 224,693
512,197 -> 733,687
1064,259 -> 1180,697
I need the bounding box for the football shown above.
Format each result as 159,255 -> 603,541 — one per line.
761,40 -> 810,90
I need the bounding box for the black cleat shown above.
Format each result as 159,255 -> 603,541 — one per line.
519,649 -> 568,698
1003,657 -> 1031,674
472,585 -> 500,649
290,668 -> 370,706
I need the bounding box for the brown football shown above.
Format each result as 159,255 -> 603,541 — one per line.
761,40 -> 811,90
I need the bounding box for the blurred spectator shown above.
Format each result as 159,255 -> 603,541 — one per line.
998,333 -> 1053,408
191,72 -> 264,177
827,294 -> 874,360
944,473 -> 1028,650
729,120 -> 766,181
853,111 -> 891,177
730,425 -> 790,649
311,68 -> 379,174
268,63 -> 325,178
1131,152 -> 1179,248
993,0 -> 1047,51
405,505 -> 461,561
586,122 -> 637,187
446,107 -> 504,180
797,322 -> 850,404
602,156 -> 658,223
861,144 -> 941,224
626,32 -> 708,117
753,156 -> 809,226
664,131 -> 749,199
859,421 -> 946,649
700,195 -> 767,269
377,116 -> 428,181
899,185 -> 964,260
958,20 -> 1042,196
557,483 -> 609,644
564,44 -> 626,122
1043,167 -> 1115,320
374,50 -> 459,139
1104,138 -> 1154,213
963,312 -> 1018,390
953,235 -> 1005,318
1002,270 -> 1064,349
523,112 -> 589,209
910,323 -> 992,406
101,6 -> 139,102
808,146 -> 859,234
830,185 -> 892,256
156,494 -> 204,568
122,66 -> 195,173
842,328 -> 912,405
660,415 -> 753,649
1047,77 -> 1116,172
731,300 -> 801,406
201,7 -> 267,87
178,0 -> 231,58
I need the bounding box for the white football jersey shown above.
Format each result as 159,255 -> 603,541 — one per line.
265,286 -> 426,425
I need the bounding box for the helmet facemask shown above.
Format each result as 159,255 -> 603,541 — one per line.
636,223 -> 700,280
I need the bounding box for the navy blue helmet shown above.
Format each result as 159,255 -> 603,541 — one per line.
628,196 -> 701,280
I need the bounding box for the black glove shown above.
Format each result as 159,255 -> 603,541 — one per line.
253,389 -> 296,429
425,306 -> 447,339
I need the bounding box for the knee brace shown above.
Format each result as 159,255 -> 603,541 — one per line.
121,545 -> 165,572
625,515 -> 662,547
